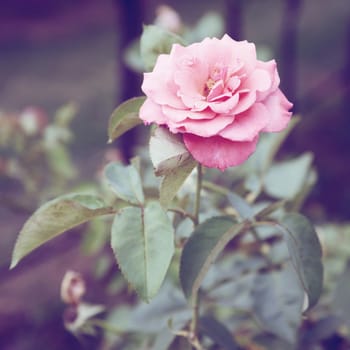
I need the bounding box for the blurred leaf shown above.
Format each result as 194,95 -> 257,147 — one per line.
227,192 -> 255,220
150,127 -> 195,176
82,217 -> 109,254
151,328 -> 177,350
160,160 -> 196,207
104,162 -> 144,205
123,39 -> 145,72
186,12 -> 224,42
247,117 -> 300,174
264,153 -> 313,199
255,200 -> 287,220
108,97 -> 145,143
54,102 -> 78,126
11,194 -> 114,268
46,144 -> 77,179
140,25 -> 184,71
199,315 -> 241,349
277,213 -> 323,310
252,264 -> 304,343
180,216 -> 247,299
332,259 -> 350,326
128,282 -> 190,333
65,302 -> 105,334
111,202 -> 175,302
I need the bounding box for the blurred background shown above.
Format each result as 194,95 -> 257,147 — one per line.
0,0 -> 349,349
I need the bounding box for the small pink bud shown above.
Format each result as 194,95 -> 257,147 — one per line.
60,270 -> 86,305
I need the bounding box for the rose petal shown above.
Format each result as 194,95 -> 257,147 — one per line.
184,134 -> 259,170
139,98 -> 168,125
207,80 -> 225,101
161,105 -> 216,122
170,114 -> 234,137
256,60 -> 280,101
142,54 -> 185,109
219,103 -> 269,141
231,90 -> 257,115
208,94 -> 239,114
262,89 -> 293,132
242,68 -> 272,92
172,47 -> 209,108
220,35 -> 257,74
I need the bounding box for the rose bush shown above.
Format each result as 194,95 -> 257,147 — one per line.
140,34 -> 293,170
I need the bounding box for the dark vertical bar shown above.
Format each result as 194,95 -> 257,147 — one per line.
113,0 -> 145,160
225,0 -> 244,40
279,0 -> 303,112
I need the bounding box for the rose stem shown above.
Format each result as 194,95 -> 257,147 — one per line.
190,164 -> 203,347
193,164 -> 203,226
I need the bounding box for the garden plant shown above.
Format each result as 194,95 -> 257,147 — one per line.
10,23 -> 324,350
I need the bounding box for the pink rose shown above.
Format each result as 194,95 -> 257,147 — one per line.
139,34 -> 292,170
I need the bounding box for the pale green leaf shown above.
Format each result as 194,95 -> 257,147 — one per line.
11,194 -> 114,268
160,159 -> 196,207
150,127 -> 195,176
252,264 -> 304,343
199,315 -> 240,349
277,213 -> 323,310
108,97 -> 145,143
227,192 -> 255,220
111,202 -> 174,302
180,216 -> 247,299
104,162 -> 144,205
264,152 -> 313,199
186,12 -> 224,42
246,116 -> 300,173
140,25 -> 184,71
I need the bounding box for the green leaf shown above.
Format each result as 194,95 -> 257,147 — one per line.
199,315 -> 241,349
104,162 -> 144,205
111,202 -> 175,302
10,194 -> 114,268
246,116 -> 300,173
180,216 -> 248,299
150,127 -> 197,206
46,144 -> 77,179
128,282 -> 190,333
150,127 -> 195,176
255,200 -> 287,220
332,260 -> 350,326
264,153 -> 313,199
227,192 -> 255,220
277,213 -> 323,310
108,97 -> 145,143
186,12 -> 224,42
140,25 -> 185,71
252,264 -> 304,343
160,160 -> 196,207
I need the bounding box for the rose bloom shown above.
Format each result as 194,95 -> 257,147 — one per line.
140,34 -> 292,170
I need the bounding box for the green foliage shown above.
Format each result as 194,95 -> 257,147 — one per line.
149,127 -> 197,206
278,213 -> 323,310
199,315 -> 241,349
110,202 -> 174,302
264,153 -> 314,199
8,22 -> 328,350
10,193 -> 114,268
104,162 -> 144,205
140,25 -> 184,71
252,265 -> 304,343
180,216 -> 245,299
108,97 -> 146,143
